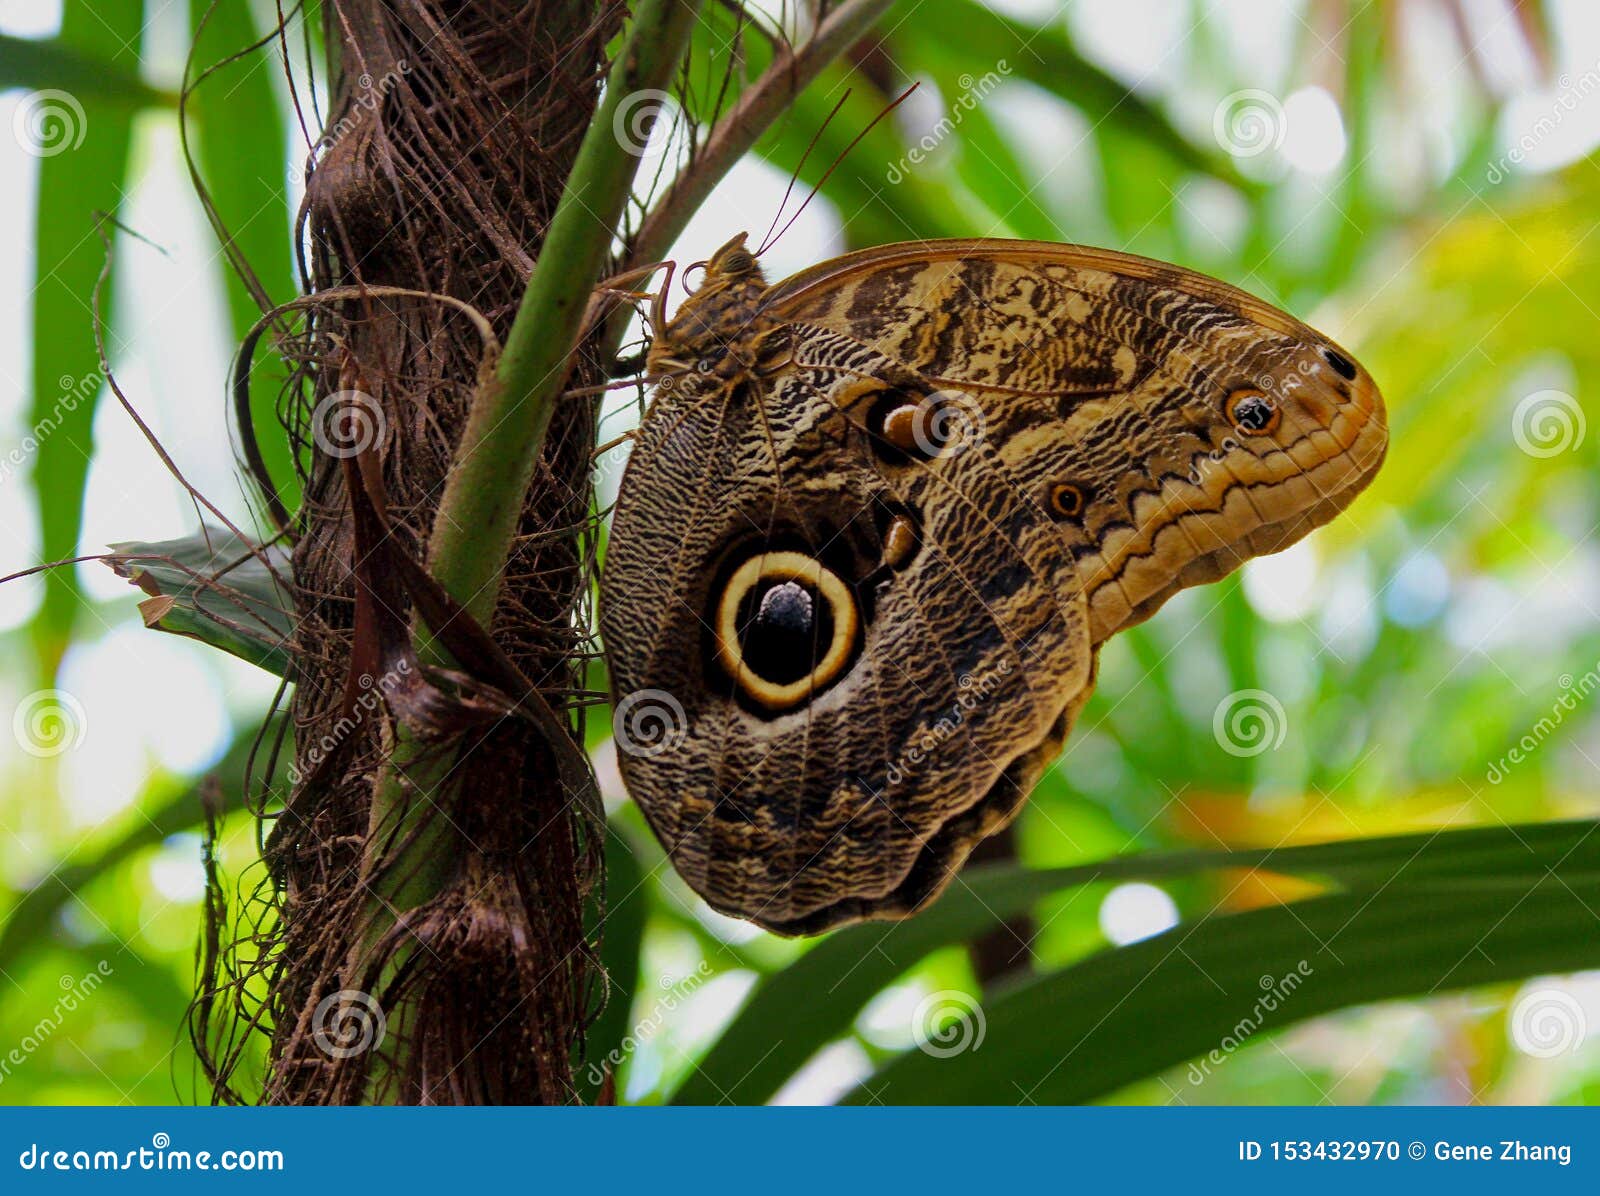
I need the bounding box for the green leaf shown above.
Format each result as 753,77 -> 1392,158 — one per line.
105,527 -> 294,676
186,0 -> 299,517
674,820 -> 1600,1104
849,876 -> 1600,1104
889,0 -> 1249,191
0,33 -> 170,106
26,0 -> 144,681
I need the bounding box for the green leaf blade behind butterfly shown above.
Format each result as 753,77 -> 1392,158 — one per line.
671,819 -> 1600,1105
186,0 -> 299,519
846,876 -> 1600,1105
25,0 -> 145,682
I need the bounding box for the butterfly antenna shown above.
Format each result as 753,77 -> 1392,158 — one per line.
757,87 -> 854,256
755,82 -> 920,258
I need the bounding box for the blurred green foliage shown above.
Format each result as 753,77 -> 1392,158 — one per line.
4,0 -> 1599,1106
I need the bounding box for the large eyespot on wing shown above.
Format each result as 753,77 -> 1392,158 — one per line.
599,338 -> 1094,935
712,550 -> 860,713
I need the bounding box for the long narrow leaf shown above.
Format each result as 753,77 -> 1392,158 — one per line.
674,820 -> 1600,1104
849,877 -> 1600,1103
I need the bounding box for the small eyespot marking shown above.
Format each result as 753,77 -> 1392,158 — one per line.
1047,481 -> 1087,520
1322,347 -> 1357,381
882,515 -> 920,569
1225,388 -> 1281,437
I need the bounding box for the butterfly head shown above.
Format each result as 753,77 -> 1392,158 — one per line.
645,233 -> 772,379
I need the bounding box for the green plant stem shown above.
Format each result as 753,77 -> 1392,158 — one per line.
427,0 -> 707,631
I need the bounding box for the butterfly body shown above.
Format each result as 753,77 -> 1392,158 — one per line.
602,235 -> 1386,935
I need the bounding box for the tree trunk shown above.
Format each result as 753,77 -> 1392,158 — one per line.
259,0 -> 621,1105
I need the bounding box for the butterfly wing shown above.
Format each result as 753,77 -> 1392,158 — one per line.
765,239 -> 1388,644
603,239 -> 1387,935
601,327 -> 1094,935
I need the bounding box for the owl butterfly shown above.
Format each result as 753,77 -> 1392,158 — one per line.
600,234 -> 1386,936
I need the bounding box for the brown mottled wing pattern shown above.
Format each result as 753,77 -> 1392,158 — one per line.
766,240 -> 1388,646
602,328 -> 1092,934
601,238 -> 1387,936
